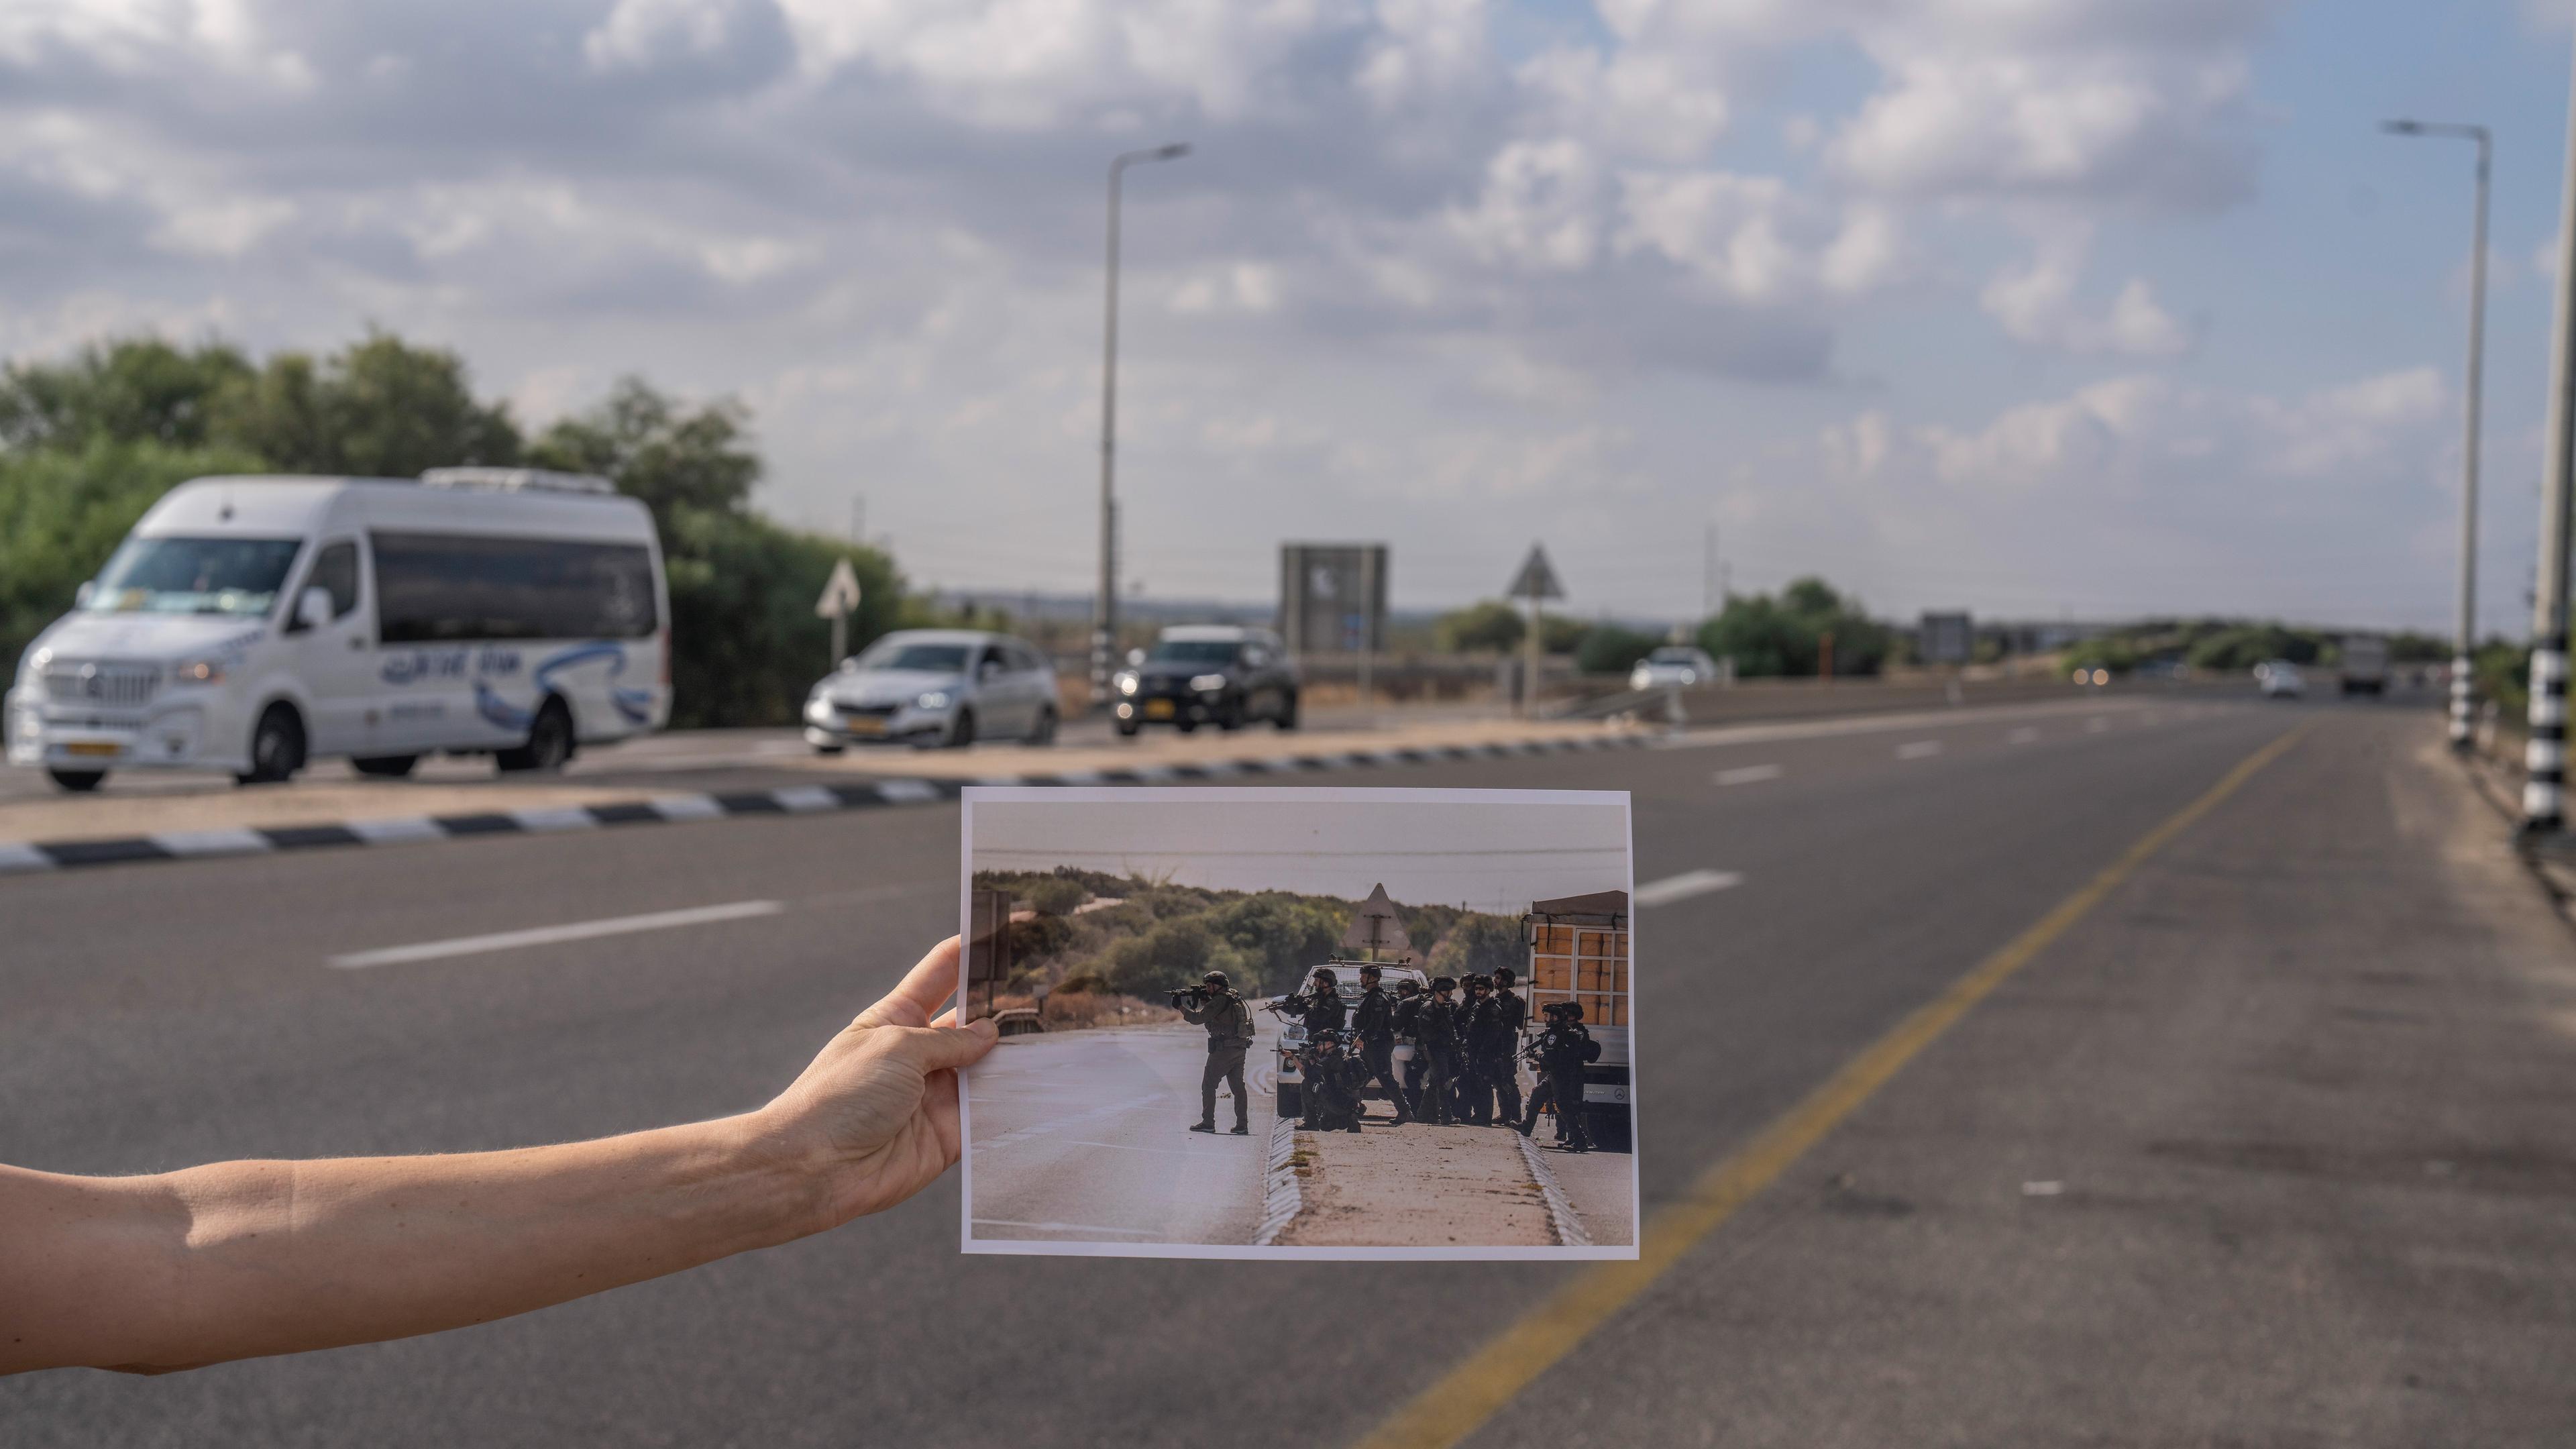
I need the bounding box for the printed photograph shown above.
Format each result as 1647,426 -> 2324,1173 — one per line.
957,785 -> 1637,1260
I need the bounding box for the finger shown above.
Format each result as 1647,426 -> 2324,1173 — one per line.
896,1020 -> 998,1073
855,938 -> 962,1028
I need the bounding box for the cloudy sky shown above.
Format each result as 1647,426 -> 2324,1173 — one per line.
6,1 -> 2573,631
970,788 -> 1628,911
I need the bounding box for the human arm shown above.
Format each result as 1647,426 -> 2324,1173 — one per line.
0,938 -> 995,1377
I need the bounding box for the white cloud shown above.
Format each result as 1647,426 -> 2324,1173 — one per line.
1980,230 -> 2190,356
1448,138 -> 1605,272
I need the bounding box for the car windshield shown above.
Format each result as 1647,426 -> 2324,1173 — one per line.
1148,640 -> 1240,664
1646,648 -> 1700,663
85,535 -> 304,618
855,641 -> 970,674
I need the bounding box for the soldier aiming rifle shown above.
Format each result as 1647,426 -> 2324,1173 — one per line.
1174,970 -> 1254,1136
1515,1001 -> 1599,1152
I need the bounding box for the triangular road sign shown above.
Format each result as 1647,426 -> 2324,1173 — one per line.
1340,882 -> 1416,961
814,557 -> 863,619
1506,544 -> 1564,602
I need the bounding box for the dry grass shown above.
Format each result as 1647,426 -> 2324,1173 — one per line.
987,991 -> 1183,1031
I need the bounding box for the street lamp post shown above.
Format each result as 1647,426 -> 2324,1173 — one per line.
2525,36 -> 2576,833
1092,142 -> 1190,708
2383,118 -> 2491,753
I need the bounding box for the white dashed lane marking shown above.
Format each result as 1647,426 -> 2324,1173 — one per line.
327,899 -> 784,969
1895,739 -> 1944,760
1714,763 -> 1784,786
1634,869 -> 1745,908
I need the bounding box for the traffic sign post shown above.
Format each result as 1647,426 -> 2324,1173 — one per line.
816,558 -> 863,669
1507,545 -> 1564,718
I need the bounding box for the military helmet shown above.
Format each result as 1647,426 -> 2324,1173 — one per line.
1357,963 -> 1381,978
1394,979 -> 1421,994
1202,970 -> 1230,987
1311,967 -> 1338,987
1560,1002 -> 1585,1022
1430,975 -> 1457,993
1495,967 -> 1516,985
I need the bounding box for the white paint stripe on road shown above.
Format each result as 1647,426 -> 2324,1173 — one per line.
1633,869 -> 1744,908
1649,694 -> 2174,753
1714,763 -> 1783,786
347,816 -> 445,845
326,899 -> 785,969
0,841 -> 56,873
874,779 -> 939,803
508,807 -> 598,833
150,827 -> 274,857
2008,727 -> 2041,745
648,793 -> 726,822
1896,739 -> 1944,759
771,786 -> 840,813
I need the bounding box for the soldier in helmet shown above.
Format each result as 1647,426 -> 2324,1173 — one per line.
1350,965 -> 1411,1124
1489,966 -> 1527,1127
1301,1032 -> 1366,1133
1389,978 -> 1428,1116
1414,976 -> 1463,1126
1177,969 -> 1255,1135
1288,966 -> 1348,1038
1515,1001 -> 1595,1152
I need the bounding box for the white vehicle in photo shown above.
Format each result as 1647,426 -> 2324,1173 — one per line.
1628,645 -> 1721,692
802,629 -> 1061,751
2255,659 -> 2306,699
6,469 -> 669,792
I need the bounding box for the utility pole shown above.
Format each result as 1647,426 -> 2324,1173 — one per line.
2526,38 -> 2576,833
2383,118 -> 2492,753
1703,522 -> 1718,618
1092,142 -> 1191,709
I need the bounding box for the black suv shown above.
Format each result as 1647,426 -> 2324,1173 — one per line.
1113,626 -> 1299,735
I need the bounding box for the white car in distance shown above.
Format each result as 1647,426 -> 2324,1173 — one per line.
2255,659 -> 2305,699
803,629 -> 1059,751
1630,645 -> 1721,692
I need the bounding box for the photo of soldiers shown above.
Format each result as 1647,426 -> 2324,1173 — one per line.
959,785 -> 1635,1258
1351,965 -> 1411,1124
1178,969 -> 1255,1136
1415,977 -> 1462,1126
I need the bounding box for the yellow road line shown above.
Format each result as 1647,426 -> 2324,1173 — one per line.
1353,722 -> 2312,1449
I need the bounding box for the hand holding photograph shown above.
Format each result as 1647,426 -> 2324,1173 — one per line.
957,786 -> 1638,1260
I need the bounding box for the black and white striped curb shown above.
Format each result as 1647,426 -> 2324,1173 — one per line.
1253,1116 -> 1303,1248
0,731 -> 1652,876
1516,1132 -> 1595,1248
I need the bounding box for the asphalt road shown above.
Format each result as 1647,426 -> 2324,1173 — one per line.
9,690 -> 2574,1446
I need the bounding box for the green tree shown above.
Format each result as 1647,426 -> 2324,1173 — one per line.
529,377 -> 759,526
1427,913 -> 1524,979
214,331 -> 522,476
1697,577 -> 1890,678
0,338 -> 254,451
0,439 -> 268,669
1576,623 -> 1660,676
1435,599 -> 1523,652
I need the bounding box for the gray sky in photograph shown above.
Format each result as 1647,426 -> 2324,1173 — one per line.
970,794 -> 1627,913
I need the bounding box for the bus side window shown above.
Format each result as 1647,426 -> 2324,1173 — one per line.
288,541 -> 360,633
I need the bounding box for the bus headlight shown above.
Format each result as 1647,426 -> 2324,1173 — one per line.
172,657 -> 225,686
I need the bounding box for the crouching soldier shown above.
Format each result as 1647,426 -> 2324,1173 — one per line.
1516,1002 -> 1597,1151
1179,969 -> 1255,1135
1302,1034 -> 1367,1133
1351,965 -> 1411,1124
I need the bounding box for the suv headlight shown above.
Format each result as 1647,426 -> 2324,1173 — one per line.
1189,673 -> 1228,693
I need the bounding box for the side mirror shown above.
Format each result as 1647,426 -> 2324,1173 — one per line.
297,587 -> 333,631
73,580 -> 95,608
1126,648 -> 1146,667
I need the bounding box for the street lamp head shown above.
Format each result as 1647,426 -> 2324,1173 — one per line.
1155,142 -> 1191,160
2381,118 -> 2424,135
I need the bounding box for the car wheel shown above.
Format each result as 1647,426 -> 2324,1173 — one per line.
1115,718 -> 1140,738
1274,690 -> 1299,730
945,709 -> 977,749
1175,716 -> 1197,734
1028,706 -> 1058,745
497,698 -> 574,773
46,768 -> 105,793
1215,696 -> 1244,731
237,703 -> 307,786
351,755 -> 419,778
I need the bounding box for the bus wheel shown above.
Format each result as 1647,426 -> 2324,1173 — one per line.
237,704 -> 307,786
47,768 -> 105,793
498,699 -> 574,773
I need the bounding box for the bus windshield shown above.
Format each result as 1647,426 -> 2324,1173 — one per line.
85,536 -> 304,619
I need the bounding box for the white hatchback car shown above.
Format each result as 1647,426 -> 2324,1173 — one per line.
2255,659 -> 2305,699
1630,645 -> 1721,692
802,629 -> 1060,751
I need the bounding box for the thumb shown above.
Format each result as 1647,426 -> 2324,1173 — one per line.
898,1020 -> 998,1073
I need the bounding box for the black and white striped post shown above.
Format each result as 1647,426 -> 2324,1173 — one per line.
2526,32 -> 2576,834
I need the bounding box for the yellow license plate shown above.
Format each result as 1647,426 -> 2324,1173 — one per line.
62,741 -> 119,758
1144,699 -> 1175,720
843,715 -> 887,737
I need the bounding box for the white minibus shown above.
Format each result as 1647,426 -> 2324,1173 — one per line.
5,469 -> 671,792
